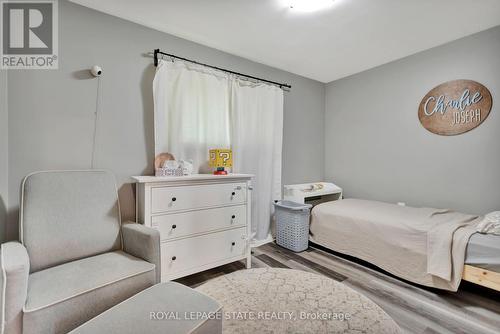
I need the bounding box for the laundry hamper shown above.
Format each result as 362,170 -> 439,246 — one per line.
274,200 -> 312,252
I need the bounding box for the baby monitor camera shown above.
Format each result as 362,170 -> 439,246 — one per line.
90,65 -> 103,77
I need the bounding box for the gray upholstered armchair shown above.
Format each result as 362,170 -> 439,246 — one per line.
1,170 -> 160,334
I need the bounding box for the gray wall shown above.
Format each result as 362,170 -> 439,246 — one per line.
325,26 -> 500,214
0,70 -> 7,242
3,0 -> 325,240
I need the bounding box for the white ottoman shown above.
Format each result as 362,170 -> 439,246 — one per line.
70,282 -> 222,334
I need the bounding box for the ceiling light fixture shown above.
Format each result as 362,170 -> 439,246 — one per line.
288,0 -> 335,13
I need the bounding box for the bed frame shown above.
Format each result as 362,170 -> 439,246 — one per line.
463,265 -> 500,291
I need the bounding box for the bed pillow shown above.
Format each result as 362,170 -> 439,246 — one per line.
476,211 -> 500,235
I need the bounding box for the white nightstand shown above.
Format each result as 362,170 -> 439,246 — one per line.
283,182 -> 342,206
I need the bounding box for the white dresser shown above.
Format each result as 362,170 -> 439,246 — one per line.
132,174 -> 253,281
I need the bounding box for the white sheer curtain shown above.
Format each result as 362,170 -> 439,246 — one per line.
153,60 -> 231,173
153,59 -> 283,243
231,79 -> 283,241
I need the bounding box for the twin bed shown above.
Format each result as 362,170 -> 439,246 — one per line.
463,233 -> 500,291
310,199 -> 500,291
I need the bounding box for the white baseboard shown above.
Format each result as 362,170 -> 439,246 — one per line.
251,234 -> 274,248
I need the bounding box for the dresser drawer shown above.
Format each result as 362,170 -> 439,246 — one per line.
151,183 -> 246,213
152,205 -> 246,241
161,227 -> 247,278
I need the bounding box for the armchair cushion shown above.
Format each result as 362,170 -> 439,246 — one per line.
122,222 -> 161,283
23,251 -> 155,334
20,170 -> 122,273
1,242 -> 30,334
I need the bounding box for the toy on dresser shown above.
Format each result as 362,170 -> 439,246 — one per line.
209,149 -> 233,175
154,152 -> 193,176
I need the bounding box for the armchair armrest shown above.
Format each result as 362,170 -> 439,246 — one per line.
1,242 -> 30,334
121,222 -> 161,283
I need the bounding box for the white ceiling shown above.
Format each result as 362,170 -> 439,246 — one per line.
70,0 -> 500,83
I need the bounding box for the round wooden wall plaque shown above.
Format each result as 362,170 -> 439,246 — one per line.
418,80 -> 492,136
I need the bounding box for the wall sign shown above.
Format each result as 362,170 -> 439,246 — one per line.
418,80 -> 492,136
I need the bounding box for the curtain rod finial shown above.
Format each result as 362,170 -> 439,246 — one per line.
154,49 -> 160,67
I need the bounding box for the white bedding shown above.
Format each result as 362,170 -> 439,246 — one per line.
310,199 -> 481,291
476,211 -> 500,235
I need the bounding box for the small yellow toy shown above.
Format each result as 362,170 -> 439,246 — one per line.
209,149 -> 233,175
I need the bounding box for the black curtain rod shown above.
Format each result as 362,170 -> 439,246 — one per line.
153,49 -> 292,89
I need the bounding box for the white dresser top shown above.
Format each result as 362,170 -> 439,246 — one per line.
132,173 -> 253,184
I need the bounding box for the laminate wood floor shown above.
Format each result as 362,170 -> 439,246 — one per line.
176,242 -> 500,334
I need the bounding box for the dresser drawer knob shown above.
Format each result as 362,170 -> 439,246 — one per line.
171,256 -> 177,261
231,242 -> 236,246
172,224 -> 177,229
231,215 -> 236,219
172,197 -> 177,202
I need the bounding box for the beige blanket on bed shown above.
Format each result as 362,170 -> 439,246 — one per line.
310,199 -> 481,291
